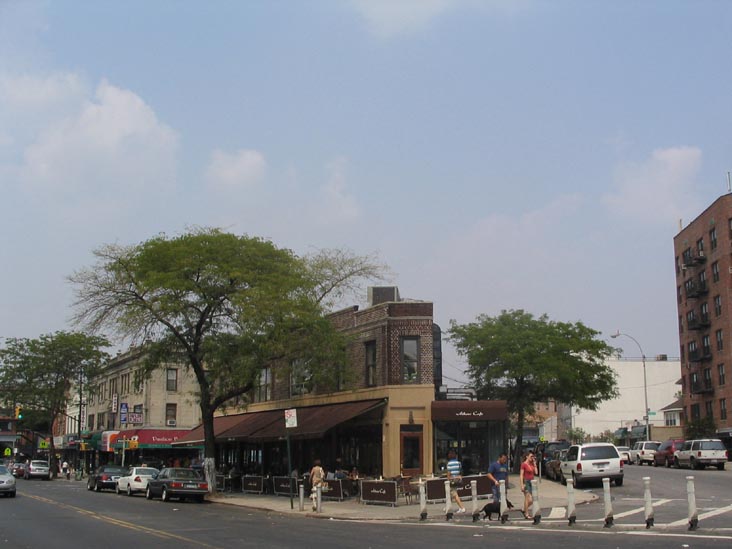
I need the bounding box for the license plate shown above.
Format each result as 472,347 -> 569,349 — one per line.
593,462 -> 609,467
185,483 -> 198,489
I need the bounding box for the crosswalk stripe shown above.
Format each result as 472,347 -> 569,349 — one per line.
667,503 -> 732,527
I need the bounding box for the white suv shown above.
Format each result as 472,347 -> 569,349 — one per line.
560,443 -> 624,488
629,441 -> 661,465
674,439 -> 728,470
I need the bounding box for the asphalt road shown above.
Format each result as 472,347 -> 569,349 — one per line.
2,471 -> 731,549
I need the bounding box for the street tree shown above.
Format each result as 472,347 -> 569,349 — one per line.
0,332 -> 110,475
69,228 -> 386,491
448,309 -> 617,471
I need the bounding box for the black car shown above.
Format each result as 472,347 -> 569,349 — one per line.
536,440 -> 571,476
87,465 -> 128,492
146,467 -> 208,503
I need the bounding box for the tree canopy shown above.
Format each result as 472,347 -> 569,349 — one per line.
0,331 -> 110,472
448,309 -> 617,469
69,227 -> 386,490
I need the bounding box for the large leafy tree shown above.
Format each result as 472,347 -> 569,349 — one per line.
448,309 -> 617,470
69,228 -> 385,490
0,332 -> 110,475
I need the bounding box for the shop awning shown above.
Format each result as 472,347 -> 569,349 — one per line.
217,409 -> 283,441
614,428 -> 629,439
88,431 -> 102,450
172,414 -> 251,446
248,399 -> 387,442
114,429 -> 194,449
630,425 -> 648,438
0,434 -> 18,443
431,400 -> 508,421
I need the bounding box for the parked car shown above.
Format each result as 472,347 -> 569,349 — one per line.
116,466 -> 159,496
653,439 -> 685,467
537,440 -> 571,476
87,465 -> 128,492
629,441 -> 661,465
24,460 -> 51,480
545,449 -> 567,481
0,465 -> 16,497
674,439 -> 728,470
10,462 -> 26,478
616,446 -> 631,464
560,442 -> 624,488
146,467 -> 208,503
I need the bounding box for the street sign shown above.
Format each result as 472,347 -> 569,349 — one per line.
3,448 -> 10,457
648,412 -> 657,416
285,408 -> 297,429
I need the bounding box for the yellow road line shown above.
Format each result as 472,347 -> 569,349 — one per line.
24,493 -> 220,548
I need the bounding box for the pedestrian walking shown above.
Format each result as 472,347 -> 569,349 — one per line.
519,452 -> 537,519
309,459 -> 325,511
62,460 -> 70,480
486,453 -> 509,502
446,450 -> 466,514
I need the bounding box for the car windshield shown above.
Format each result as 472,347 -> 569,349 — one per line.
135,468 -> 159,476
700,440 -> 725,450
103,467 -> 127,473
171,468 -> 201,479
31,461 -> 48,466
646,443 -> 660,450
581,446 -> 619,460
0,466 -> 8,474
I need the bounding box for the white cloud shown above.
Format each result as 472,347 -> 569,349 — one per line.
17,79 -> 178,197
317,157 -> 359,221
205,149 -> 266,189
603,146 -> 702,225
351,0 -> 455,38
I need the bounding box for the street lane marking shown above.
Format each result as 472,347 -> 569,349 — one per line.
612,498 -> 672,519
667,502 -> 732,527
24,493 -> 220,548
547,507 -> 565,519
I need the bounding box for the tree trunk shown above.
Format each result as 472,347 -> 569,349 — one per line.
201,401 -> 217,494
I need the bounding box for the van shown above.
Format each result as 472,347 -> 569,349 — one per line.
674,439 -> 728,470
560,443 -> 624,488
653,439 -> 684,467
629,441 -> 660,465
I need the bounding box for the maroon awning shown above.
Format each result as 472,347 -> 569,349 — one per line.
172,414 -> 250,446
217,409 -> 283,441
431,400 -> 508,421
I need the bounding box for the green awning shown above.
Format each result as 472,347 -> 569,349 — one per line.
88,431 -> 103,451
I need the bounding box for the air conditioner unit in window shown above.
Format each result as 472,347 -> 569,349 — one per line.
166,419 -> 177,427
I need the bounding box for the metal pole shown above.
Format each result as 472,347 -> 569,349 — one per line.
499,479 -> 508,523
77,368 -> 83,478
286,433 -> 293,510
612,332 -> 650,440
470,480 -> 479,522
298,483 -> 304,511
444,480 -> 453,520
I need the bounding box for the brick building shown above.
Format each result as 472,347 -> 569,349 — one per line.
674,193 -> 732,448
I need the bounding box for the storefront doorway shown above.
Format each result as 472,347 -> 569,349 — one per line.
400,425 -> 423,477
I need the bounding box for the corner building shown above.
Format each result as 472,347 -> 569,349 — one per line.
674,194 -> 732,449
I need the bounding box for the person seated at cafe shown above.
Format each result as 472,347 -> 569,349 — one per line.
334,458 -> 347,480
348,467 -> 360,480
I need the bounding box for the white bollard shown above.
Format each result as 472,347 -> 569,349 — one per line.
299,484 -> 305,511
643,476 -> 654,528
471,480 -> 479,521
687,476 -> 698,530
602,477 -> 613,528
444,480 -> 453,520
499,479 -> 508,523
419,480 -> 427,521
530,479 -> 541,524
316,485 -> 322,513
566,478 -> 576,525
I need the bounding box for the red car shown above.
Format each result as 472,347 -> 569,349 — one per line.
653,439 -> 685,467
11,462 -> 26,478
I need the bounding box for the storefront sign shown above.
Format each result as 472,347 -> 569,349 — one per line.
120,403 -> 128,423
359,480 -> 397,505
424,475 -> 491,502
272,476 -> 296,495
241,476 -> 264,494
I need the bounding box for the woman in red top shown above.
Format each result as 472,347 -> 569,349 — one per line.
519,452 -> 538,519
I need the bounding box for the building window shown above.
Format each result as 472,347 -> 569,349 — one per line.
677,286 -> 682,304
166,369 -> 178,392
715,295 -> 723,317
165,403 -> 177,424
719,363 -> 726,386
335,363 -> 345,392
696,238 -> 705,254
253,367 -> 272,403
710,228 -> 718,250
704,367 -> 713,389
121,373 -> 130,395
699,270 -> 707,286
290,359 -> 312,397
702,335 -> 711,356
712,261 -> 720,282
705,400 -> 714,418
87,415 -> 95,431
665,412 -> 679,426
365,341 -> 377,387
717,329 -> 724,351
690,403 -> 701,420
401,337 -> 420,384
97,412 -> 106,429
721,399 -> 728,421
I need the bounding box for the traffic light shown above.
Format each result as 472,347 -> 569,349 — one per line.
14,406 -> 22,419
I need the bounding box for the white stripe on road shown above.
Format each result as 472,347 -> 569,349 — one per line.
547,507 -> 565,519
667,502 -> 732,527
612,498 -> 672,519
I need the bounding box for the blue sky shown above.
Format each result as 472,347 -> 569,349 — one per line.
2,1 -> 731,385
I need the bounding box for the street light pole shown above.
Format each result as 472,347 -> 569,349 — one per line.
77,367 -> 83,478
611,331 -> 650,440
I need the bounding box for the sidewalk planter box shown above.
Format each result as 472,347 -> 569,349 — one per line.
425,475 -> 491,503
359,480 -> 398,506
241,475 -> 264,494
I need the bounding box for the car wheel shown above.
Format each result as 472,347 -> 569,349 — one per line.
636,456 -> 642,466
161,487 -> 169,502
653,459 -> 658,467
559,470 -> 567,486
115,483 -> 121,495
717,463 -> 725,471
195,495 -> 204,503
146,486 -> 153,500
614,477 -> 623,487
94,481 -> 101,492
665,457 -> 671,468
572,472 -> 581,488
674,456 -> 681,468
87,479 -> 93,491
690,457 -> 697,470
10,491 -> 16,498
127,484 -> 133,496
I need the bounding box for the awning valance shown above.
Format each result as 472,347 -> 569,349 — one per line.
172,414 -> 248,446
431,400 -> 508,422
114,429 -> 193,449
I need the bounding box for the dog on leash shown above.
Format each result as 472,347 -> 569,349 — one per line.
481,498 -> 514,520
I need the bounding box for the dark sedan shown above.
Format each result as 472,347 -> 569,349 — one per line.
11,462 -> 26,478
145,467 -> 208,503
87,465 -> 128,492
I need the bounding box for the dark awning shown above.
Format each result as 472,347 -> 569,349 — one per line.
172,414 -> 250,446
431,400 -> 508,421
218,409 -> 283,441
248,399 -> 386,442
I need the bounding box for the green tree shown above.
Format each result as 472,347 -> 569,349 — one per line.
0,332 -> 110,476
448,309 -> 617,471
566,427 -> 589,444
684,416 -> 717,439
69,228 -> 385,491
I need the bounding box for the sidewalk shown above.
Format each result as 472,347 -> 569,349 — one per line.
211,479 -> 597,522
